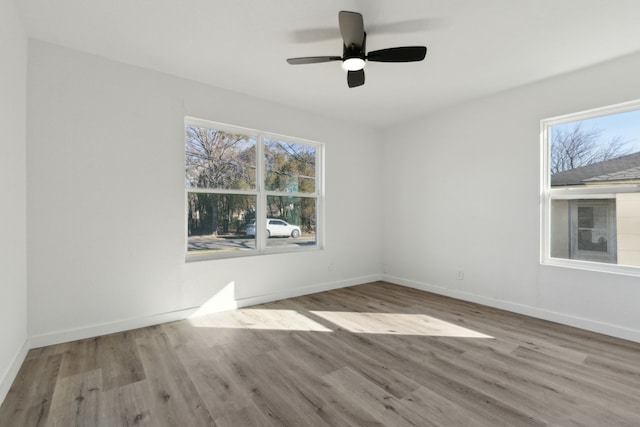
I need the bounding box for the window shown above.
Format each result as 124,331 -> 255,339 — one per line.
541,100 -> 640,274
185,118 -> 322,258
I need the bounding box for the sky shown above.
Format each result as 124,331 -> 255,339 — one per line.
552,108 -> 640,154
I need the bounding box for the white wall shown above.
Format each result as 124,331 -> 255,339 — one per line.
0,0 -> 28,402
382,51 -> 640,342
26,41 -> 382,345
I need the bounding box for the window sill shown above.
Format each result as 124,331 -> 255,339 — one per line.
541,257 -> 640,277
186,244 -> 323,263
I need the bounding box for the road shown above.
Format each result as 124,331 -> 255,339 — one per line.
188,235 -> 316,253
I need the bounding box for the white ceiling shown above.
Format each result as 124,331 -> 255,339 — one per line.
16,0 -> 640,129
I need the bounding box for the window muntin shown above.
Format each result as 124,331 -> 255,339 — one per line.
185,118 -> 322,258
542,100 -> 640,274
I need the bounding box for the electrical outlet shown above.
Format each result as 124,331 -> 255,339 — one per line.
457,270 -> 464,280
328,262 -> 334,271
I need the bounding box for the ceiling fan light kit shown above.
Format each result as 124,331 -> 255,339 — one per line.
342,57 -> 366,71
287,11 -> 427,88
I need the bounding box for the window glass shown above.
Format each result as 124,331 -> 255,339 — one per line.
567,200 -> 615,263
185,125 -> 256,190
265,196 -> 317,248
187,193 -> 256,254
264,138 -> 316,193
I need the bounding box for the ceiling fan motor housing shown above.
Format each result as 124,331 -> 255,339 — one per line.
341,33 -> 366,72
343,32 -> 366,62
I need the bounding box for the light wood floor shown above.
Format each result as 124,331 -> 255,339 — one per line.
2,281 -> 640,426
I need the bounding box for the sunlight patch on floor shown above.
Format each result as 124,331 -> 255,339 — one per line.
311,311 -> 494,338
189,308 -> 333,332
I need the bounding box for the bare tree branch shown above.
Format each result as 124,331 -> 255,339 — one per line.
550,122 -> 632,174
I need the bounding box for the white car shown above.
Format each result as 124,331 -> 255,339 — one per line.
246,219 -> 301,238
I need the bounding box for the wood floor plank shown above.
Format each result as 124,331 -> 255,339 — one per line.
135,332 -> 216,426
293,326 -> 424,400
95,331 -> 146,391
46,369 -> 101,427
406,385 -> 501,427
446,346 -> 582,423
262,345 -> 374,427
335,334 -> 544,426
0,354 -> 62,426
321,366 -> 427,427
225,345 -> 334,427
56,338 -> 99,379
2,281 -> 640,426
97,381 -> 153,427
171,337 -> 264,421
212,406 -> 278,427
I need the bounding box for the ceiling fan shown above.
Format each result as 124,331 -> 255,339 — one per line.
287,11 -> 427,88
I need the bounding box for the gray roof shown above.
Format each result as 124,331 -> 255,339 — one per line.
551,151 -> 640,186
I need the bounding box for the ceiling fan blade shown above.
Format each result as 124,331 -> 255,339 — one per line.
287,56 -> 342,65
367,46 -> 427,62
347,69 -> 365,88
339,11 -> 365,48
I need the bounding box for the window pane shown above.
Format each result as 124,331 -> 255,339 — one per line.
185,125 -> 256,190
265,196 -> 316,248
187,193 -> 256,254
577,207 -> 594,228
264,138 -> 316,193
578,230 -> 608,252
549,109 -> 640,188
550,199 -> 615,263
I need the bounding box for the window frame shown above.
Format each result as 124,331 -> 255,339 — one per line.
185,118 -> 324,261
540,99 -> 640,276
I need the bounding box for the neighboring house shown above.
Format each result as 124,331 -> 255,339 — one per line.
550,152 -> 640,266
551,151 -> 640,187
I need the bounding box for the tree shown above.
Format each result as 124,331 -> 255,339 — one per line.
185,126 -> 256,236
550,122 -> 631,174
264,140 -> 317,233
185,126 -> 255,190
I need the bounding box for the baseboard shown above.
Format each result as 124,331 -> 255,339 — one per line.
28,308 -> 196,349
28,274 -> 383,349
235,274 -> 384,308
0,339 -> 29,405
384,274 -> 640,344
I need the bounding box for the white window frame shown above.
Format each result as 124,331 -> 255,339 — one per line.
185,118 -> 324,261
540,99 -> 640,276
